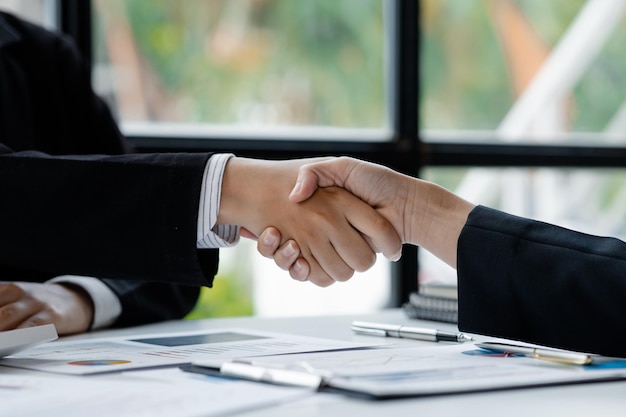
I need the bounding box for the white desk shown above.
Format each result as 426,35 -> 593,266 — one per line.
5,309 -> 626,416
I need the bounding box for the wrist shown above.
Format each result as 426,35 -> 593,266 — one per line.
216,157 -> 300,236
55,283 -> 94,332
409,180 -> 474,268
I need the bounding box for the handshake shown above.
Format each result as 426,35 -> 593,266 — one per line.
217,156 -> 475,287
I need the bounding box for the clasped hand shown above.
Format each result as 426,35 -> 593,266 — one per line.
217,157 -> 403,287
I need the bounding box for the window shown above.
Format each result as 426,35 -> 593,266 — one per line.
419,0 -> 626,286
422,0 -> 626,141
90,0 -> 403,317
92,0 -> 392,140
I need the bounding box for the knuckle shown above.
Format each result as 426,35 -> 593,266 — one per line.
257,242 -> 274,258
0,303 -> 20,321
371,214 -> 393,235
354,252 -> 376,272
309,274 -> 335,287
332,268 -> 355,282
1,283 -> 26,298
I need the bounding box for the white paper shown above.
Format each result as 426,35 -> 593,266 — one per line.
0,324 -> 58,358
217,344 -> 626,398
0,327 -> 374,375
0,368 -> 310,417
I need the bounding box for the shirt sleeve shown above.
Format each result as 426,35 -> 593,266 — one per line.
196,153 -> 241,248
47,275 -> 122,330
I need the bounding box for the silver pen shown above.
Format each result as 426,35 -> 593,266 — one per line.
351,321 -> 474,343
476,342 -> 595,366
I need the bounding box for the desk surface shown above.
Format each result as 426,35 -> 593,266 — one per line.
7,309 -> 626,416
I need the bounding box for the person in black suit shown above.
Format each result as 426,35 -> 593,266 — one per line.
262,156 -> 626,357
0,11 -> 202,334
0,12 -> 401,335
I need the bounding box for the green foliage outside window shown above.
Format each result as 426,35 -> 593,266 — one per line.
96,0 -> 385,127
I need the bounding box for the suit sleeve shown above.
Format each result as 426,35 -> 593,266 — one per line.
101,279 -> 201,327
0,150 -> 218,287
457,205 -> 626,357
0,12 -> 215,325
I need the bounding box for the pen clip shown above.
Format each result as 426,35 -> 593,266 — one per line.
220,362 -> 324,389
351,326 -> 388,337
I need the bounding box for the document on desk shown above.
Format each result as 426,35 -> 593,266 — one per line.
0,368 -> 311,417
0,327 -> 376,375
189,344 -> 626,399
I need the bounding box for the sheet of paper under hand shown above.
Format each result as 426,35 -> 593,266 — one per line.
0,324 -> 58,358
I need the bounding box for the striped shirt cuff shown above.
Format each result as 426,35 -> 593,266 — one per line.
197,153 -> 241,248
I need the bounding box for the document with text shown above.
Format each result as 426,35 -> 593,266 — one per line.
0,327 -> 376,375
190,344 -> 626,399
0,367 -> 311,417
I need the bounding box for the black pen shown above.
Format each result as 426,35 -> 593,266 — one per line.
351,321 -> 474,343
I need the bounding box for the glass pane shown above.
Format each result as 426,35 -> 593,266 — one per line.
93,0 -> 388,135
0,0 -> 54,27
419,166 -> 626,286
420,0 -> 626,144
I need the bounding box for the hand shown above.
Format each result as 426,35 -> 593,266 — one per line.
289,157 -> 410,241
284,157 -> 475,268
241,226 -> 311,281
0,282 -> 94,335
240,226 -> 310,279
249,156 -> 409,279
217,157 -> 402,286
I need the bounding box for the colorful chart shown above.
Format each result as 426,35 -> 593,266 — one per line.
68,360 -> 131,366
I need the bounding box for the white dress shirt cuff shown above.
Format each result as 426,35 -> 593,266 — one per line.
48,275 -> 122,330
197,153 -> 241,248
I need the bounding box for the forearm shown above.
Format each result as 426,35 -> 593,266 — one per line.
404,177 -> 475,268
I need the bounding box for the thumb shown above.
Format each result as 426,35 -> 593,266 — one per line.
289,167 -> 323,202
289,159 -> 349,203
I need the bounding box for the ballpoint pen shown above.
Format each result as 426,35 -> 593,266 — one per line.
476,342 -> 596,366
351,321 -> 474,343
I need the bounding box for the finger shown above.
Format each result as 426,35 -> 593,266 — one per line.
324,219 -> 377,274
0,300 -> 42,331
346,207 -> 403,263
256,227 -> 282,258
313,190 -> 389,272
322,187 -> 402,263
272,241 -> 301,271
289,258 -> 310,282
362,234 -> 403,262
289,169 -> 321,203
0,283 -> 25,305
302,248 -> 342,287
256,228 -> 313,282
307,237 -> 356,283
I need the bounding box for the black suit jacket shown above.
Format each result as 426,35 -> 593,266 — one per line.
457,205 -> 626,357
0,11 -> 218,326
